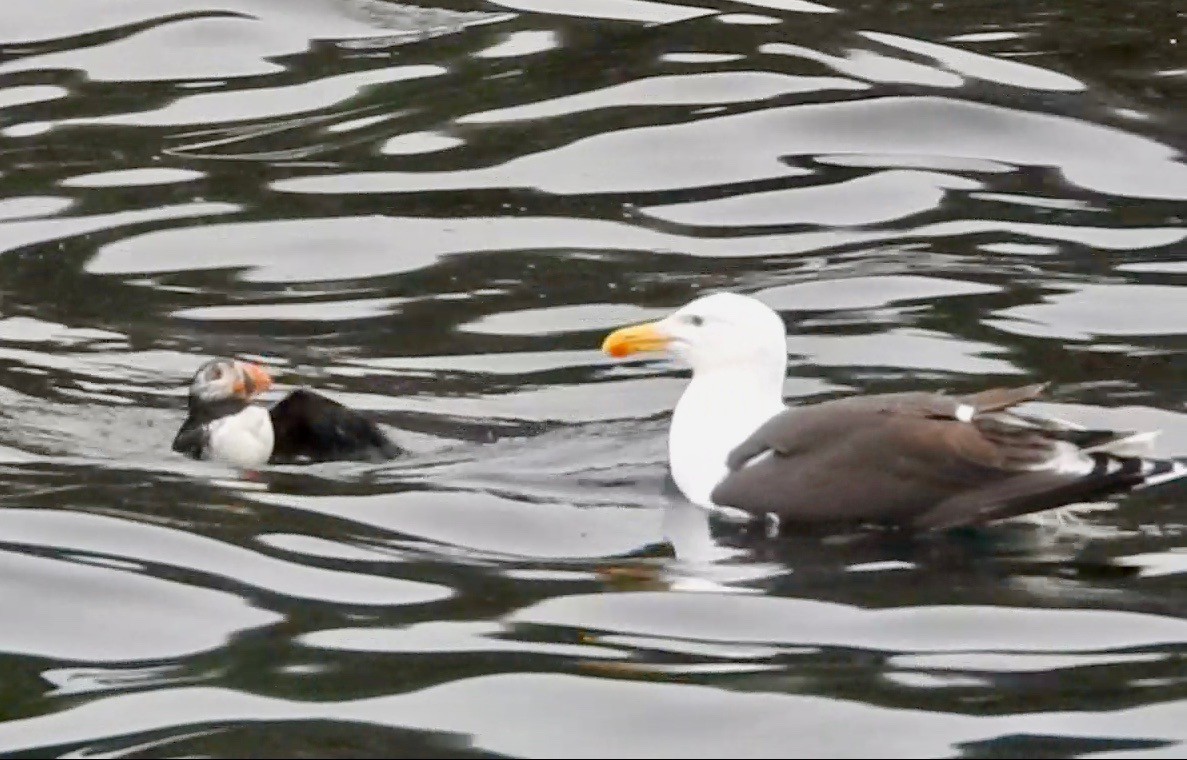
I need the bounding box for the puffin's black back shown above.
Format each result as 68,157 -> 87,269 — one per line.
267,388 -> 401,463
171,415 -> 209,459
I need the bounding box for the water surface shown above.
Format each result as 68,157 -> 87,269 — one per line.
0,0 -> 1185,756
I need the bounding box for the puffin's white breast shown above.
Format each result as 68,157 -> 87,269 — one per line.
206,405 -> 274,468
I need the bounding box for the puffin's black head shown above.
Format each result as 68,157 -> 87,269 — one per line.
188,358 -> 275,409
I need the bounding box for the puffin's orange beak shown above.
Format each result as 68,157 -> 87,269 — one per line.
602,321 -> 671,358
232,361 -> 274,399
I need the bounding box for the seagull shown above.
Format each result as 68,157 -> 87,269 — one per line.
602,292 -> 1185,534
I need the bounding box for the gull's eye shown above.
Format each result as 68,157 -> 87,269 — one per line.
686,314 -> 704,327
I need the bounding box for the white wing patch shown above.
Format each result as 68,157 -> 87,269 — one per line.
206,405 -> 274,468
1033,440 -> 1095,476
954,404 -> 975,423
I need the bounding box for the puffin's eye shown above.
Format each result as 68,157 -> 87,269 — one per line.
686,314 -> 704,327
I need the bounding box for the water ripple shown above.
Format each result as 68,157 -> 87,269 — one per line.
0,0 -> 1185,755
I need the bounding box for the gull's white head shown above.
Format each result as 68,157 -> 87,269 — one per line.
602,292 -> 788,379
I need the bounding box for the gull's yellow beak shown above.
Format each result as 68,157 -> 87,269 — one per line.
601,321 -> 671,358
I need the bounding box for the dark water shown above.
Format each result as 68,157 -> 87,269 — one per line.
0,0 -> 1185,756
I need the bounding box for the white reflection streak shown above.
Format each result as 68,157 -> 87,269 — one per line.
0,202 -> 240,256
0,678 -> 1184,757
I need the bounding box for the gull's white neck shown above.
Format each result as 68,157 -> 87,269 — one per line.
669,364 -> 785,509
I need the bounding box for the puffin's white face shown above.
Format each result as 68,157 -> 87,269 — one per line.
602,292 -> 788,375
190,358 -> 274,404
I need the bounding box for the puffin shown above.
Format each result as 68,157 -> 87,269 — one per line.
601,292 -> 1186,533
172,358 -> 401,467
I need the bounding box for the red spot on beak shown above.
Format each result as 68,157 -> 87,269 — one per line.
232,361 -> 274,399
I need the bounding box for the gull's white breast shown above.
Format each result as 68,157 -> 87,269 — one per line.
668,372 -> 784,508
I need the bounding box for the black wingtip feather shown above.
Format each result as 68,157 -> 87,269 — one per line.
916,454 -> 1153,531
